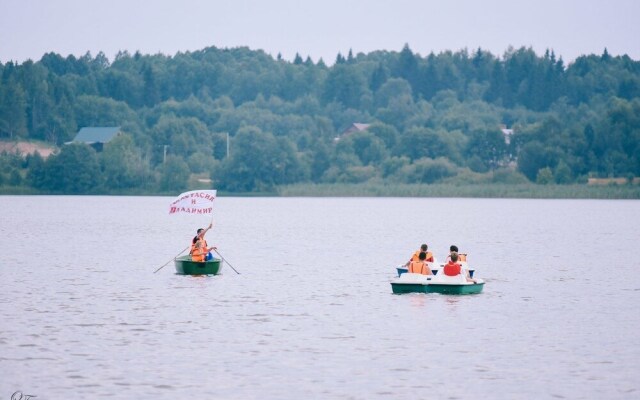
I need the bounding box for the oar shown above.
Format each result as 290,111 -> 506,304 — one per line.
213,249 -> 240,274
153,246 -> 189,273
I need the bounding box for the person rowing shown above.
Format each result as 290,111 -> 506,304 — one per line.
190,222 -> 216,261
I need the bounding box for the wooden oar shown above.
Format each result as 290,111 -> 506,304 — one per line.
213,249 -> 240,274
153,246 -> 189,273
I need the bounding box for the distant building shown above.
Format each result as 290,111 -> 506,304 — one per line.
69,127 -> 123,151
500,124 -> 514,145
335,123 -> 371,141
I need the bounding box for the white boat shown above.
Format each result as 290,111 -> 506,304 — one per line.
391,262 -> 484,295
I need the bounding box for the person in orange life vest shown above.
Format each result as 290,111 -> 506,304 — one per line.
443,252 -> 475,283
408,251 -> 433,275
190,222 -> 216,260
446,245 -> 467,262
191,239 -> 207,262
404,244 -> 434,268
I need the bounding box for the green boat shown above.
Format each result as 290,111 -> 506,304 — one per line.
390,273 -> 484,295
174,255 -> 222,275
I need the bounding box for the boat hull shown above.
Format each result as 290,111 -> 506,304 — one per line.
391,281 -> 484,295
391,282 -> 429,294
174,255 -> 222,275
390,273 -> 485,295
425,282 -> 484,295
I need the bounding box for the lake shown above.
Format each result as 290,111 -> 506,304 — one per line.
1,196 -> 639,399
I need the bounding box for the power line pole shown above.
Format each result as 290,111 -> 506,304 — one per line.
226,132 -> 230,158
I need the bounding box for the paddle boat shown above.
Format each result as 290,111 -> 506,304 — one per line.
391,272 -> 484,295
391,261 -> 484,295
396,262 -> 475,278
174,255 -> 222,275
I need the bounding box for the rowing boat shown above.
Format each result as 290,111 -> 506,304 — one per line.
174,255 -> 222,275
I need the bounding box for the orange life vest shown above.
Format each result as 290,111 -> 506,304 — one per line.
425,251 -> 434,262
190,237 -> 208,255
409,260 -> 428,275
411,250 -> 434,263
447,253 -> 467,262
192,247 -> 206,262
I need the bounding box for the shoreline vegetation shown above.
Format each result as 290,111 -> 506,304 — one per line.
278,183 -> 640,199
1,183 -> 639,199
1,47 -> 639,197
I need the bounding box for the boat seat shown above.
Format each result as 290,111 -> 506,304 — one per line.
396,273 -> 431,284
431,271 -> 467,284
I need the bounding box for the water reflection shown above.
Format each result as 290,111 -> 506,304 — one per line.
407,294 -> 428,308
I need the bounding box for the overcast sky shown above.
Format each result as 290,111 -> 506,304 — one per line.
1,0 -> 639,65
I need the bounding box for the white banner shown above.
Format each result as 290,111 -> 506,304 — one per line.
169,190 -> 217,215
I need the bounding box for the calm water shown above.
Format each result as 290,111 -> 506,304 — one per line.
1,196 -> 639,399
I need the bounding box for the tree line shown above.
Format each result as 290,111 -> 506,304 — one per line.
0,44 -> 639,193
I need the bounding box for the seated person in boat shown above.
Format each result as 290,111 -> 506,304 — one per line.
191,238 -> 215,262
443,252 -> 475,283
446,245 -> 467,262
405,244 -> 434,267
190,222 -> 215,260
408,251 -> 433,275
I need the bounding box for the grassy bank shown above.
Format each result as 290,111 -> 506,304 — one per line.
277,183 -> 640,199
0,186 -> 41,195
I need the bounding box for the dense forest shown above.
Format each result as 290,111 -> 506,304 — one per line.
0,44 -> 639,194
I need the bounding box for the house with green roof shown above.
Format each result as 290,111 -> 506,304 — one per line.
69,127 -> 122,151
